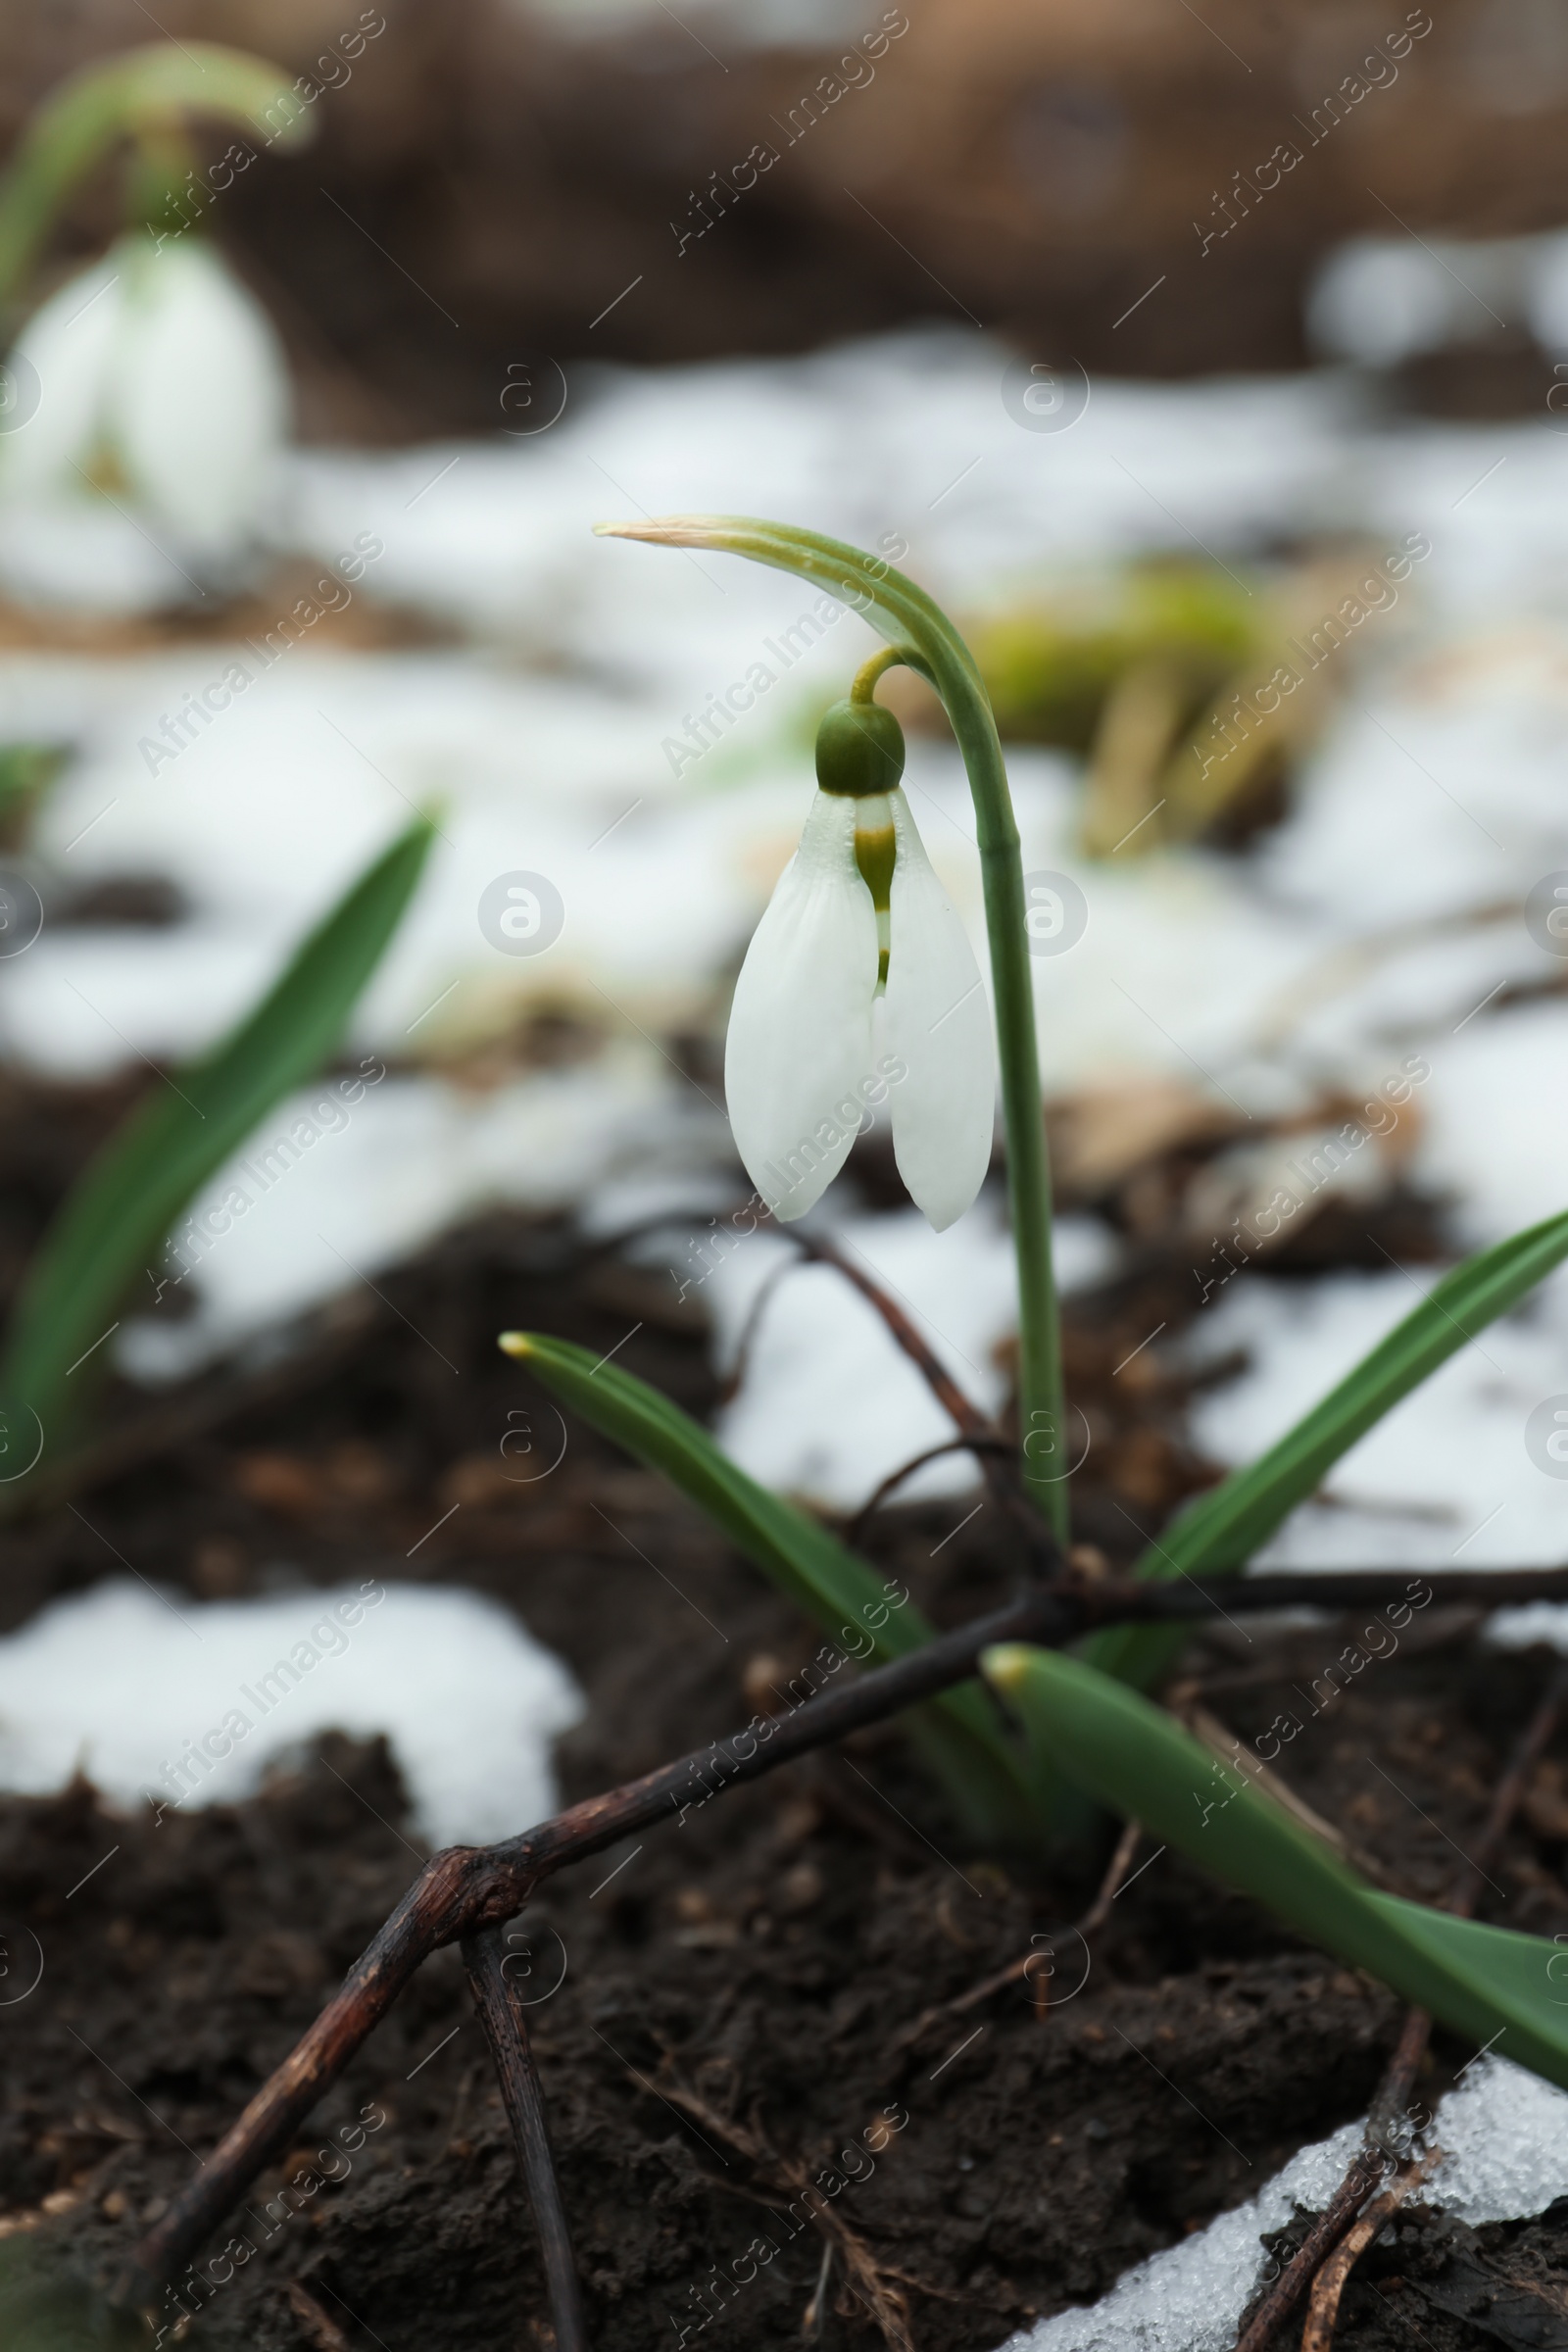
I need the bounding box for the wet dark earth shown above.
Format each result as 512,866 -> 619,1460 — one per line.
1,1074 -> 1567,2351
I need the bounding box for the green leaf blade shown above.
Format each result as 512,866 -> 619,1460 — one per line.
1093,1207 -> 1568,1689
503,1329 -> 1043,1840
1,816 -> 434,1454
991,1643 -> 1568,2093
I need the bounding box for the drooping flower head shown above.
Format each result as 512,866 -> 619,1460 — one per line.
0,230 -> 290,591
725,679 -> 996,1231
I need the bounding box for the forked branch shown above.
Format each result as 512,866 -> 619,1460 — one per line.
117,1563 -> 1568,2329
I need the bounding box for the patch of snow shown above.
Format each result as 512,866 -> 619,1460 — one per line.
0,1579 -> 583,1850
112,1051 -> 702,1381
1183,1266 -> 1568,1569
706,1201 -> 1116,1508
1009,2055 -> 1568,2352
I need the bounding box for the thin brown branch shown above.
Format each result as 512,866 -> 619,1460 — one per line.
117,1566 -> 1568,2315
285,2280 -> 354,2352
114,1583 -> 1068,2310
846,1435 -> 1015,1549
713,1251 -> 799,1407
1232,2149 -> 1387,2352
791,1232 -> 993,1439
787,1228 -> 1065,1573
890,1818 -> 1143,2055
462,1924 -> 589,2352
1299,2156 -> 1431,2351
1080,1817 -> 1145,1939
657,2081 -> 914,2352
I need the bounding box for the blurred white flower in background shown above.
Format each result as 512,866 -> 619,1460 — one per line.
0,231 -> 290,607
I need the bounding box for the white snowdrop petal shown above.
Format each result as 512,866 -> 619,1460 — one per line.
0,252 -> 127,499
116,239 -> 289,551
724,791 -> 878,1219
884,790 -> 996,1231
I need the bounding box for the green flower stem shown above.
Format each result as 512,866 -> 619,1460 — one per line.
598,514 -> 1069,1540
850,645 -> 903,704
0,43 -> 312,318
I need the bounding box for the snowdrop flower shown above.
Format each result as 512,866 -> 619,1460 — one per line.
0,231 -> 289,584
726,693 -> 996,1230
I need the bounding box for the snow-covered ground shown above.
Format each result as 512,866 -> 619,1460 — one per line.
6,328 -> 1568,2339
0,1579 -> 582,1849
7,327 -> 1568,1549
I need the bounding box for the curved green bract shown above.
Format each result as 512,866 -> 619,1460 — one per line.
0,44 -> 313,313
991,1644 -> 1568,2092
596,515 -> 1067,1542
1092,1205 -> 1568,1689
0,817 -> 434,1468
502,1329 -> 1042,1841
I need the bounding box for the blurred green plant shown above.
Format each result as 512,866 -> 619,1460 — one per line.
970,563 -> 1254,752
0,43 -> 312,319
0,815 -> 434,1491
959,559 -> 1343,858
0,2237 -> 151,2351
0,743 -> 69,854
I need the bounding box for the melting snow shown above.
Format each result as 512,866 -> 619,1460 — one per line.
0,1579 -> 583,1851
1007,2057 -> 1568,2352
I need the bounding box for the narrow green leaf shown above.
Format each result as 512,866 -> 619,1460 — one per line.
0,817 -> 434,1460
0,44 -> 315,315
1093,1206 -> 1568,1689
502,1329 -> 1042,1841
991,1644 -> 1568,2092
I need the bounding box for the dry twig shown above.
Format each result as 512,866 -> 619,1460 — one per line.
1299,2157 -> 1432,2351
461,1924 -> 588,2352
657,2082 -> 916,2352
116,1570 -> 1568,2344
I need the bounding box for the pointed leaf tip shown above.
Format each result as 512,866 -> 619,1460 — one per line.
981,1643 -> 1033,1691
497,1331 -> 533,1359
592,514 -> 732,550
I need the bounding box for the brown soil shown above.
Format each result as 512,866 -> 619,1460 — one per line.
0,1078 -> 1565,2352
